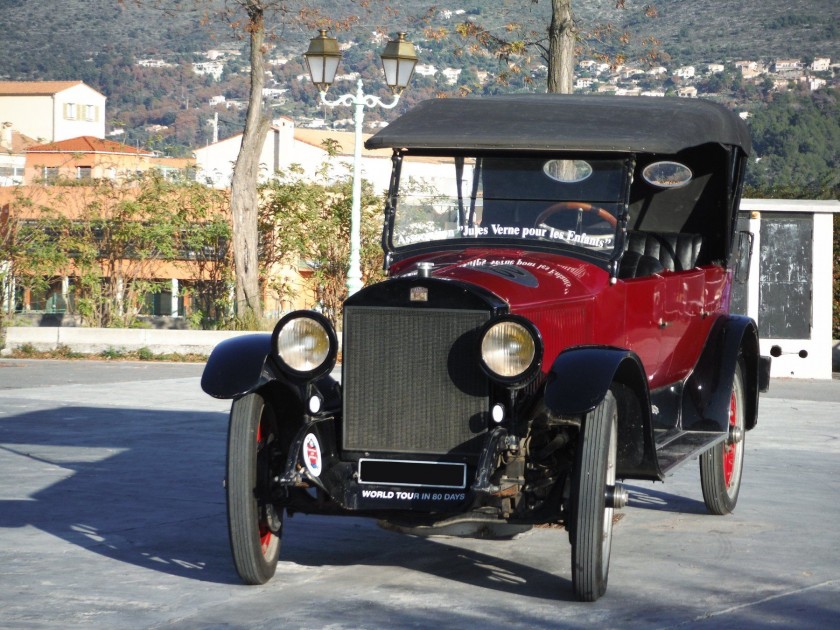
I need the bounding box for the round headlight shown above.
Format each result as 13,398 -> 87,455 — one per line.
480,317 -> 542,385
272,312 -> 337,378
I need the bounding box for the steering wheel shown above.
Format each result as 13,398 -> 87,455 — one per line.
534,202 -> 617,228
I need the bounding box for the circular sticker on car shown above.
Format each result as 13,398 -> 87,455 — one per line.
303,433 -> 322,477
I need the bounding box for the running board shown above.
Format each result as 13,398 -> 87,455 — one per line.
655,431 -> 726,475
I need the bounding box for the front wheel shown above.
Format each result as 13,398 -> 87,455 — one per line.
699,360 -> 746,515
570,390 -> 618,602
227,393 -> 282,584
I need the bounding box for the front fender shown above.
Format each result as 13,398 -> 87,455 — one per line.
544,346 -> 642,416
201,334 -> 274,399
544,346 -> 659,480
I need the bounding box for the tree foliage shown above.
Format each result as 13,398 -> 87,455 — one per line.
259,166 -> 383,328
1,174 -> 232,328
745,88 -> 840,193
438,0 -> 663,93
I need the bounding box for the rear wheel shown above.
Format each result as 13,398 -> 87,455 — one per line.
700,360 -> 746,515
227,393 -> 282,584
570,390 -> 618,602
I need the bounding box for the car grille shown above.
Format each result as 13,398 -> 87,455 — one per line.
342,306 -> 490,456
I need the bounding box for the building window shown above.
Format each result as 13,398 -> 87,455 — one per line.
42,166 -> 59,183
84,105 -> 98,122
76,166 -> 92,180
0,165 -> 23,179
64,103 -> 76,120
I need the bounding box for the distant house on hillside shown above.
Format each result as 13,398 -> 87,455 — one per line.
810,57 -> 831,72
673,66 -> 696,79
0,81 -> 106,143
24,136 -> 193,184
773,59 -> 801,72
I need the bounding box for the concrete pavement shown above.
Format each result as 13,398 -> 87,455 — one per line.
0,359 -> 838,628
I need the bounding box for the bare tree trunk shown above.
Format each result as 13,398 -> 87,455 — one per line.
547,0 -> 576,94
230,4 -> 271,319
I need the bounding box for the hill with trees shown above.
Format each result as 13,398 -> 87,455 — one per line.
0,0 -> 837,193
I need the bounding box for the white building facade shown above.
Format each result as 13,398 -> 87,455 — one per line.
193,118 -> 393,193
0,81 -> 106,143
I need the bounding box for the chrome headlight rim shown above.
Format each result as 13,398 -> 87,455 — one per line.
271,310 -> 338,380
478,315 -> 543,388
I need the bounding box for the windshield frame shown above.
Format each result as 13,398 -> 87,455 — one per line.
382,150 -> 635,274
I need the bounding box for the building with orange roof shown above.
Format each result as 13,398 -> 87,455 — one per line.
0,183 -> 229,322
24,136 -> 194,184
0,81 -> 106,143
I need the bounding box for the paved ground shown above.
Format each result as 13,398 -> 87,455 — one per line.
0,359 -> 838,629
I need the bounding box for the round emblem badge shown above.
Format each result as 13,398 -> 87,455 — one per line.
303,433 -> 322,477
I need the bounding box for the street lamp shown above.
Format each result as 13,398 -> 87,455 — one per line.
304,30 -> 418,295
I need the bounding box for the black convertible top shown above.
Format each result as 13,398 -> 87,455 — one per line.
366,94 -> 751,155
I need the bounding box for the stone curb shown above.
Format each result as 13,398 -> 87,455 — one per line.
0,326 -> 258,356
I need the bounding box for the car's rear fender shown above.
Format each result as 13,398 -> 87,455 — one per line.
544,347 -> 659,480
683,315 -> 762,432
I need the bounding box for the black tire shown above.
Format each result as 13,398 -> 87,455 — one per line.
570,390 -> 618,602
700,360 -> 746,515
227,392 -> 282,584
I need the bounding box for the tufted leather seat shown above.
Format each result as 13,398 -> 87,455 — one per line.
624,231 -> 703,273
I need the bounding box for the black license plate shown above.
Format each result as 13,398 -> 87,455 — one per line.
358,459 -> 466,489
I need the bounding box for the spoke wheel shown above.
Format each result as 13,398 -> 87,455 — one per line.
227,392 -> 282,584
570,390 -> 618,602
700,360 -> 746,515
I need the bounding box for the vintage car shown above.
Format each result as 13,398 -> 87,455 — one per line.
202,94 -> 771,601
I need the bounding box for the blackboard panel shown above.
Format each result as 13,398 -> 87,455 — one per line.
758,214 -> 813,339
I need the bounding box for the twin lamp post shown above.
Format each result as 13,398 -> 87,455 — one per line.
304,29 -> 418,295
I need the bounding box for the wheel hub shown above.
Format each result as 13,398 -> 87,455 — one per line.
728,425 -> 744,445
605,483 -> 628,509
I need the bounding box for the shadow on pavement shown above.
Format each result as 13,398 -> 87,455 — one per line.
0,405 -> 573,599
621,483 -> 708,515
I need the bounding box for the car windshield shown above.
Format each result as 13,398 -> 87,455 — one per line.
390,155 -> 628,256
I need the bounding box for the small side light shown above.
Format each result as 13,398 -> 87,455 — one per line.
491,404 -> 505,424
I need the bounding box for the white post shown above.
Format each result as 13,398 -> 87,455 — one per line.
318,80 -> 401,296
171,278 -> 179,317
0,261 -> 11,314
347,79 -> 366,295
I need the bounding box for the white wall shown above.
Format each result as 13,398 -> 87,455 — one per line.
0,96 -> 54,143
52,83 -> 106,141
0,83 -> 105,143
195,122 -> 393,193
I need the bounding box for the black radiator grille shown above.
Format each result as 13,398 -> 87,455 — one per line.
343,306 -> 490,455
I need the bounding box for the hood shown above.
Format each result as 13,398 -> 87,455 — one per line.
388,248 -> 610,310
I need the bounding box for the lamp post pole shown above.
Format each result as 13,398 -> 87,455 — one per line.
305,30 -> 417,296
318,80 -> 401,295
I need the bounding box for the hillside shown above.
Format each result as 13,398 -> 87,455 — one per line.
1,1 -> 837,71
0,0 -> 837,159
